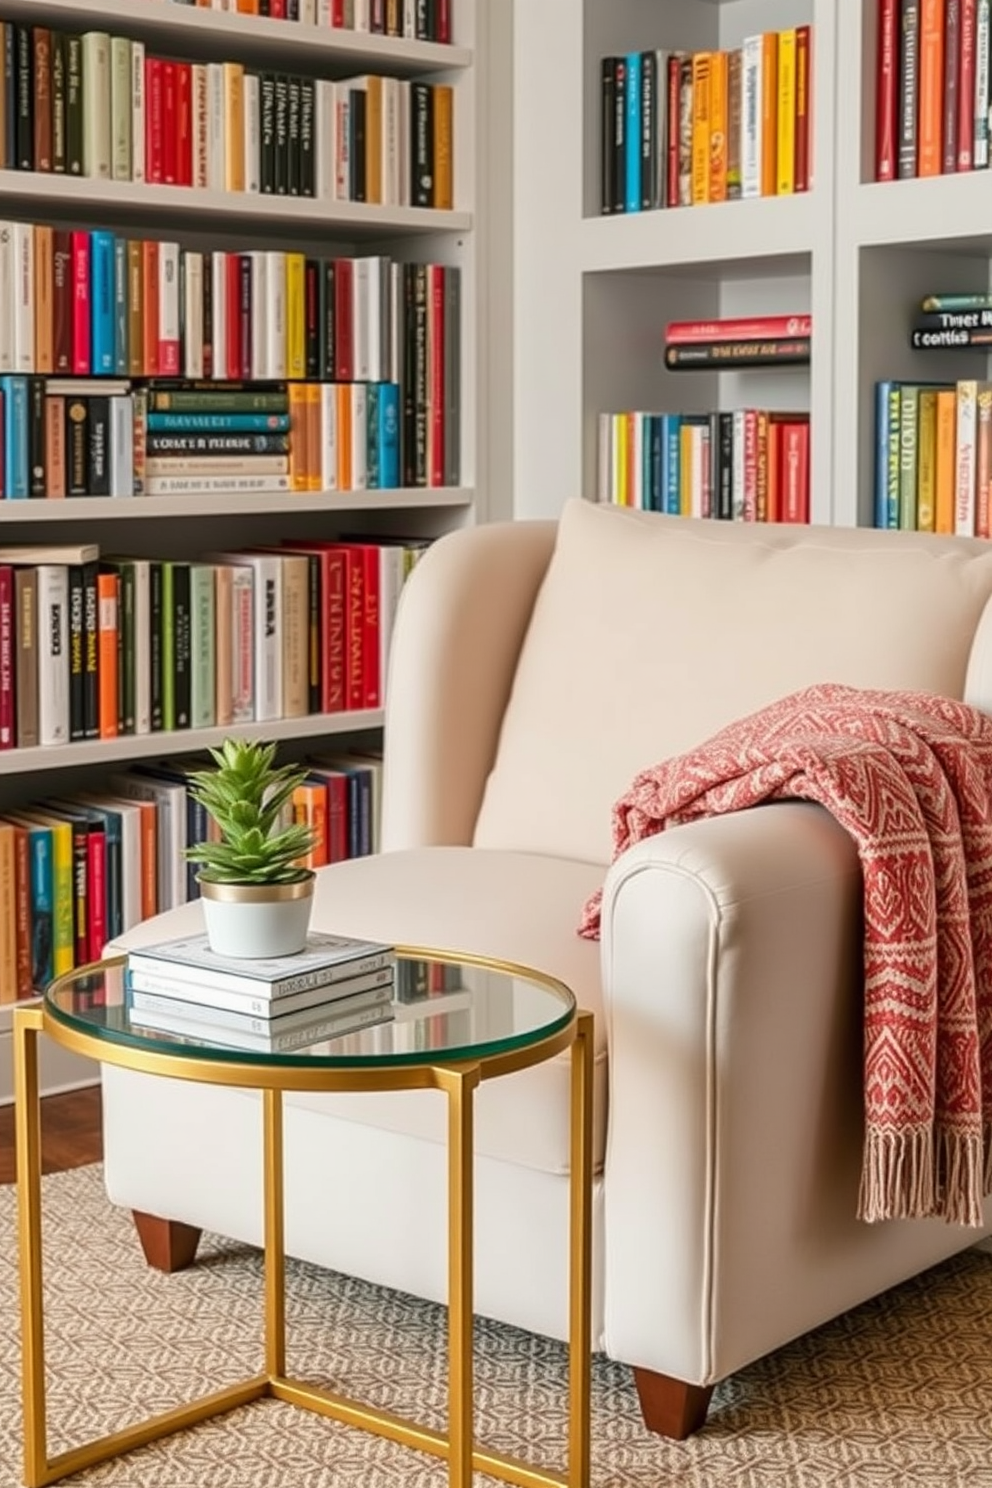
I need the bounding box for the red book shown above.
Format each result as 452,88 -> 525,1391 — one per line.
71,231 -> 91,375
176,63 -> 193,186
269,0 -> 286,14
225,254 -> 242,384
666,314 -> 812,343
333,258 -> 354,381
0,566 -> 13,751
782,421 -> 811,522
85,827 -> 106,963
875,0 -> 898,180
354,544 -> 380,710
959,0 -> 977,169
161,61 -> 178,185
437,0 -> 451,42
145,57 -> 165,184
666,56 -> 681,207
12,824 -> 31,997
331,0 -> 345,23
52,231 -> 73,374
293,543 -> 362,711
428,265 -> 446,488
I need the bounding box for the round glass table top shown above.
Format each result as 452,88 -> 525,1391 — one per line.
44,950 -> 575,1070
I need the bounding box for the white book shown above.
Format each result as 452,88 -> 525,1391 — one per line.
403,0 -> 416,38
12,222 -> 33,373
109,396 -> 134,497
299,0 -> 318,23
158,242 -> 181,377
36,566 -> 70,748
144,474 -> 292,495
0,223 -> 13,372
82,32 -> 112,180
230,566 -> 254,723
378,542 -> 405,701
184,251 -> 204,379
110,36 -> 132,182
192,65 -> 209,188
317,0 -> 333,23
206,552 -> 282,720
249,252 -> 269,379
130,558 -> 151,734
381,77 -> 402,206
334,84 -> 351,201
110,772 -> 186,911
955,380 -> 979,536
206,62 -> 226,192
732,409 -> 747,521
315,80 -> 335,200
741,35 -> 762,199
130,930 -> 395,995
353,0 -> 371,29
353,257 -> 373,380
266,251 -> 287,379
129,994 -> 393,1053
350,383 -> 369,489
244,72 -> 261,193
320,382 -> 339,490
978,0 -> 991,168
127,964 -> 393,1019
130,39 -> 145,183
211,251 -> 227,380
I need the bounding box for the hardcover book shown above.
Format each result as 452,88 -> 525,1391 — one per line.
127,930 -> 396,998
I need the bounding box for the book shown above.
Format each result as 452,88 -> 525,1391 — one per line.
663,338 -> 811,370
125,960 -> 395,1018
127,976 -> 392,1034
127,929 -> 395,998
128,994 -> 395,1054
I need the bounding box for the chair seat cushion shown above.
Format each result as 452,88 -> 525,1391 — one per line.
110,847 -> 608,1176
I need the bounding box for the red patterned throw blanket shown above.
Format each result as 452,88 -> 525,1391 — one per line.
579,683 -> 992,1227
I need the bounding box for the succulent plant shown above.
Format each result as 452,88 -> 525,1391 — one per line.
184,738 -> 317,885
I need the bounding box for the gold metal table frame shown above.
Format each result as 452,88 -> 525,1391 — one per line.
14,953 -> 594,1488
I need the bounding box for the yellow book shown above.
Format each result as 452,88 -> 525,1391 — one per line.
916,389 -> 938,532
222,62 -> 245,192
776,29 -> 796,195
0,821 -> 16,1003
611,414 -> 624,504
614,413 -> 629,505
680,424 -> 695,515
935,389 -> 957,534
305,381 -> 322,492
691,53 -> 711,205
760,31 -> 779,197
285,252 -> 306,381
288,384 -> 309,492
708,51 -> 729,204
434,84 -> 454,209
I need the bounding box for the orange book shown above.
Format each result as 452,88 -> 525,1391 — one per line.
127,241 -> 144,377
918,0 -> 945,176
766,417 -> 783,522
97,572 -> 119,740
708,51 -> 729,203
33,225 -> 54,373
336,383 -> 353,490
934,388 -> 957,534
292,781 -> 328,869
129,798 -> 158,919
288,383 -> 309,492
433,84 -> 454,209
305,381 -> 321,491
691,53 -> 712,204
364,76 -> 383,205
45,394 -> 65,498
223,63 -> 245,192
142,240 -> 159,377
760,31 -> 779,197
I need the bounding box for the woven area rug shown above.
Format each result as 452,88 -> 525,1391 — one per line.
2,1166 -> 992,1486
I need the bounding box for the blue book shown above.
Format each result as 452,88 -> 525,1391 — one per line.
145,412 -> 292,433
26,822 -> 53,989
375,383 -> 400,488
625,52 -> 642,214
0,375 -> 29,499
90,231 -> 117,376
646,415 -> 663,511
884,382 -> 902,530
661,413 -> 682,515
113,238 -> 128,376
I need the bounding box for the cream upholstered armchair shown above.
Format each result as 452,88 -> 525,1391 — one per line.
105,499 -> 992,1438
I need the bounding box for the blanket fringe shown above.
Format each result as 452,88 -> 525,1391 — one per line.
858,1130 -> 986,1227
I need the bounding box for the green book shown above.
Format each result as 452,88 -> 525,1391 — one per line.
898,384 -> 919,533
189,564 -> 216,731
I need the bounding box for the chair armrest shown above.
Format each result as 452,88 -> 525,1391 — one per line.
381,520 -> 555,850
599,802 -> 868,1385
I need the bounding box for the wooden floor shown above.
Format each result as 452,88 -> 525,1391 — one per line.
0,1086 -> 103,1185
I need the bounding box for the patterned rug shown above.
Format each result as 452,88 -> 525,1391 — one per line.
1,1165 -> 992,1486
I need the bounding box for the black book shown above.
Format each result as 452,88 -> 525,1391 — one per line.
259,75 -> 276,193
65,395 -> 88,496
67,565 -> 85,742
717,411 -> 735,520
410,83 -> 432,208
82,561 -> 98,740
238,254 -> 252,379
14,25 -> 32,170
601,58 -> 615,214
273,75 -> 289,195
146,433 -> 290,455
287,75 -> 301,196
170,562 -> 192,730
87,396 -> 111,497
51,29 -> 66,173
202,252 -> 213,379
304,259 -> 319,379
2,27 -> 14,170
640,50 -> 657,210
149,561 -> 164,732
663,337 -> 811,369
299,78 -> 315,197
898,0 -> 919,180
27,376 -> 45,498
65,34 -> 83,176
350,87 -> 367,202
319,259 -> 336,381
304,552 -> 321,714
286,0 -> 299,17
412,263 -> 429,486
612,58 -> 626,214
415,0 -> 430,40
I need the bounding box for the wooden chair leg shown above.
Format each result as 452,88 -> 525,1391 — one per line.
132,1211 -> 202,1273
633,1367 -> 714,1439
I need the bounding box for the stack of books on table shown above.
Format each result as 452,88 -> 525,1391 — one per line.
124,931 -> 396,1053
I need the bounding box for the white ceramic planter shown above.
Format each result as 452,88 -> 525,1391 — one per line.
199,874 -> 315,959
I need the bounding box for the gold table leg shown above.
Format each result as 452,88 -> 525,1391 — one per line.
569,1011 -> 594,1488
15,1007 -> 47,1488
263,1088 -> 286,1380
440,1064 -> 480,1488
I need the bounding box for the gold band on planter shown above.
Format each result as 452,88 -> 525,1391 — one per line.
197,874 -> 315,904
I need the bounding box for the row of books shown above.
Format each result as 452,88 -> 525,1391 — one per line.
0,750 -> 386,1001
600,28 -> 812,215
663,313 -> 813,372
874,377 -> 992,535
0,22 -> 454,207
876,0 -> 992,182
0,535 -> 430,749
0,230 -> 458,389
598,407 -> 811,523
161,0 -> 452,44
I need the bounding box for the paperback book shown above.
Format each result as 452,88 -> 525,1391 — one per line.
128,988 -> 395,1054
126,929 -> 395,998
126,978 -> 393,1037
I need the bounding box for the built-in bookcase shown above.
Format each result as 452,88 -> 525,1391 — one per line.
0,0 -> 503,1098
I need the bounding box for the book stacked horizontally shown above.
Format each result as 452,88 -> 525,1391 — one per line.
124,930 -> 396,1053
663,314 -> 812,371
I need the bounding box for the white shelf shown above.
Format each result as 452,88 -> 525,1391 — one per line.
0,709 -> 385,779
852,176 -> 992,254
579,195 -> 815,277
0,0 -> 472,75
0,487 -> 474,523
0,171 -> 471,241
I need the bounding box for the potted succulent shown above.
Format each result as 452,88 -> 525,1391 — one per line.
185,738 -> 318,959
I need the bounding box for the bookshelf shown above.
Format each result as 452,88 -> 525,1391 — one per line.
0,0 -> 506,1099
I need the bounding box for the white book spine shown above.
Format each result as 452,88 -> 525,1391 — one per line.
0,223 -> 13,373
378,545 -> 404,702
206,62 -> 226,192
82,32 -> 112,180
145,474 -> 292,495
12,222 -> 33,373
741,35 -> 762,199
317,0 -> 333,21
109,396 -> 134,497
130,40 -> 145,183
732,409 -> 747,520
956,381 -> 978,536
320,382 -> 338,490
37,566 -> 70,748
315,80 -> 335,200
300,0 -> 317,22
354,0 -> 371,29
231,568 -> 254,724
350,383 -> 368,490
382,77 -> 401,206
184,251 -> 204,379
249,252 -> 269,379
597,413 -> 612,502
252,557 -> 283,721
211,250 -> 227,380
978,0 -> 991,168
192,64 -> 209,188
158,242 -> 181,376
110,36 -> 132,182
403,0 -> 416,39
389,261 -> 402,385
353,257 -> 372,380
267,252 -> 287,379
132,560 -> 151,734
244,72 -> 261,193
335,84 -> 351,201
631,414 -> 645,508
